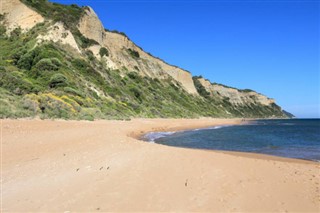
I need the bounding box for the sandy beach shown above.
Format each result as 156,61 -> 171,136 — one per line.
1,118 -> 319,212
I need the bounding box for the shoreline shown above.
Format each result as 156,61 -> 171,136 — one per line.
2,118 -> 319,212
135,120 -> 317,165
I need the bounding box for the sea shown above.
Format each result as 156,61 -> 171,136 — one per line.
143,119 -> 320,162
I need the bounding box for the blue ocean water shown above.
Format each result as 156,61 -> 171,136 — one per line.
143,119 -> 320,161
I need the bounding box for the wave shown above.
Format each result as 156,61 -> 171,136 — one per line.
143,125 -> 232,142
192,125 -> 229,131
142,131 -> 176,142
280,123 -> 295,126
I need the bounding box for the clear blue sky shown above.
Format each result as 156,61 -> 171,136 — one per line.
51,0 -> 319,118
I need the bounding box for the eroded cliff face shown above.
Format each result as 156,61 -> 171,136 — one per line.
78,7 -> 105,45
37,22 -> 80,53
197,77 -> 276,106
0,0 -> 44,32
77,7 -> 198,94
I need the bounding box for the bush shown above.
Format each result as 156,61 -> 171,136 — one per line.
80,114 -> 94,121
107,30 -> 128,38
34,58 -> 59,71
72,58 -> 88,69
22,94 -> 39,113
128,48 -> 140,58
79,107 -> 103,120
11,48 -> 27,64
38,93 -> 76,118
241,89 -> 254,93
129,87 -> 142,101
99,47 -> 109,57
49,73 -> 68,88
0,71 -> 37,95
64,87 -> 84,97
50,58 -> 62,67
0,25 -> 6,36
61,95 -> 81,112
85,50 -> 95,61
73,29 -> 99,48
192,77 -> 210,98
127,71 -> 139,80
0,14 -> 5,22
17,51 -> 36,70
16,45 -> 62,70
33,46 -> 62,64
9,27 -> 22,40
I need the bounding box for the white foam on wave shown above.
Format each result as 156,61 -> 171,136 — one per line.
192,125 -> 230,131
143,131 -> 176,142
280,123 -> 295,126
143,125 -> 232,142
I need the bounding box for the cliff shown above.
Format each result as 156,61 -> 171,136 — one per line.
0,0 -> 44,32
197,78 -> 275,106
0,0 -> 292,119
78,7 -> 198,94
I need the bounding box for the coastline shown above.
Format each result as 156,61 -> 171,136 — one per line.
138,121 -> 318,164
2,118 -> 319,212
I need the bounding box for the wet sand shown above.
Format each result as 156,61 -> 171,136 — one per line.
1,118 -> 319,212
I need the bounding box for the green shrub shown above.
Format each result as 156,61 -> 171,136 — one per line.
38,93 -> 76,118
72,58 -> 88,69
33,46 -> 62,64
80,114 -> 94,121
17,51 -> 35,70
0,25 -> 6,36
0,14 -> 5,22
49,73 -> 68,88
0,71 -> 37,95
22,94 -> 39,113
129,87 -> 142,101
128,48 -> 140,58
16,44 -> 63,70
61,95 -> 81,112
73,29 -> 99,48
79,107 -> 103,120
127,71 -> 139,80
11,48 -> 27,64
192,77 -> 210,98
99,47 -> 109,57
50,57 -> 62,67
64,87 -> 84,97
106,29 -> 129,38
34,58 -> 59,71
85,50 -> 95,61
240,89 -> 254,93
9,27 -> 22,40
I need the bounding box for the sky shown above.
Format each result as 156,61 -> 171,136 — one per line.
51,0 -> 319,118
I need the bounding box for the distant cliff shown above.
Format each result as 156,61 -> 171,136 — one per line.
0,0 -> 292,119
193,77 -> 285,118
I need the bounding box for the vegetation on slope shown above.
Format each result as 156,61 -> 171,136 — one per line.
0,1 -> 290,120
0,24 -> 210,119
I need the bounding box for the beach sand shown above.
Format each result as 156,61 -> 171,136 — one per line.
1,118 -> 319,212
